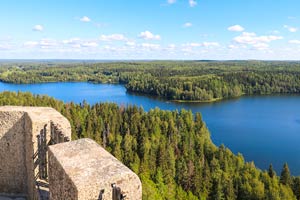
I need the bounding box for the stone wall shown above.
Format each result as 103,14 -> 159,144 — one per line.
0,106 -> 71,199
0,110 -> 27,194
0,106 -> 142,200
48,139 -> 142,200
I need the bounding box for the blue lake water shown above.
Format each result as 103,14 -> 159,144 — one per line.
1,81 -> 300,175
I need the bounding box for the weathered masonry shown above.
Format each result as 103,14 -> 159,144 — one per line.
0,106 -> 142,200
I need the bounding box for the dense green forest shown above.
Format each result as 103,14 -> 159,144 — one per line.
1,91 -> 300,200
2,61 -> 300,102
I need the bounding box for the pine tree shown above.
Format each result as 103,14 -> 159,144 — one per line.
280,163 -> 292,186
268,164 -> 276,178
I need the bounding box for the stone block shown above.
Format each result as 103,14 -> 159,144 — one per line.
48,138 -> 142,200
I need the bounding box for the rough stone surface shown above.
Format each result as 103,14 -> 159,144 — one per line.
0,106 -> 71,200
0,195 -> 26,200
1,106 -> 142,200
48,139 -> 142,200
0,111 -> 26,194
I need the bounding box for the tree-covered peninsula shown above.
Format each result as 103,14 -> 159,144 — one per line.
1,91 -> 300,200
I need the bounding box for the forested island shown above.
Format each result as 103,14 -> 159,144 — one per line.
0,91 -> 300,200
1,60 -> 300,102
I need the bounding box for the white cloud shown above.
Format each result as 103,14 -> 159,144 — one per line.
189,0 -> 197,7
183,22 -> 193,28
284,25 -> 298,33
228,44 -> 238,49
138,31 -> 161,40
252,43 -> 269,50
183,42 -> 220,48
126,41 -> 136,46
99,34 -> 127,41
202,42 -> 220,47
270,30 -> 280,34
24,39 -> 58,49
62,38 -> 81,45
167,0 -> 176,4
81,42 -> 98,47
184,42 -> 201,47
39,39 -> 58,48
232,32 -> 283,51
63,38 -> 99,48
168,44 -> 176,49
228,25 -> 244,32
141,43 -> 160,50
289,40 -> 300,44
23,41 -> 39,47
32,25 -> 43,32
0,44 -> 12,50
80,16 -> 91,22
233,32 -> 283,45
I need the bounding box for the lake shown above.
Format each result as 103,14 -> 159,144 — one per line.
1,81 -> 300,175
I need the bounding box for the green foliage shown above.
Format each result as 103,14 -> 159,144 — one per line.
281,163 -> 292,186
269,164 -> 276,178
2,61 -> 300,102
0,91 -> 299,199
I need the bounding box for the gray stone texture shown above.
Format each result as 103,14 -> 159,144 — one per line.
48,138 -> 142,200
0,106 -> 142,200
0,106 -> 71,200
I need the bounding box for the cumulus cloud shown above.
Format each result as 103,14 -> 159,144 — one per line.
233,32 -> 283,44
63,38 -> 99,48
81,42 -> 98,47
39,39 -> 58,48
167,0 -> 176,4
62,38 -> 81,45
23,41 -> 39,47
284,25 -> 297,32
289,40 -> 300,44
228,25 -> 244,32
202,42 -> 220,47
24,39 -> 58,48
183,42 -> 220,48
0,43 -> 12,50
80,16 -> 91,22
228,44 -> 239,49
166,44 -> 176,50
183,22 -> 193,28
189,0 -> 197,7
126,41 -> 136,46
138,31 -> 161,40
232,32 -> 283,50
141,43 -> 160,49
32,25 -> 43,32
99,34 -> 127,41
252,43 -> 269,50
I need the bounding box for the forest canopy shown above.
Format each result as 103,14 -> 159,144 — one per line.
0,91 -> 300,200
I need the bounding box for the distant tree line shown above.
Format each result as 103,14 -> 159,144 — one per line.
2,61 -> 300,101
1,91 -> 300,199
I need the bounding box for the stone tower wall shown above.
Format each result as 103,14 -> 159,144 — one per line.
0,106 -> 142,200
0,106 -> 71,199
0,111 -> 27,194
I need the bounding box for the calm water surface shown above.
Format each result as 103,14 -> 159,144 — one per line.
1,82 -> 300,175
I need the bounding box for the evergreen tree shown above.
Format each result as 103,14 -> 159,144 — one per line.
293,177 -> 300,200
268,163 -> 276,178
280,163 -> 292,186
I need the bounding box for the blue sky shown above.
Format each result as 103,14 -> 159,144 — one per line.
1,0 -> 300,60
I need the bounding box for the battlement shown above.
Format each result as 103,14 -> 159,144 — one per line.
0,106 -> 142,200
